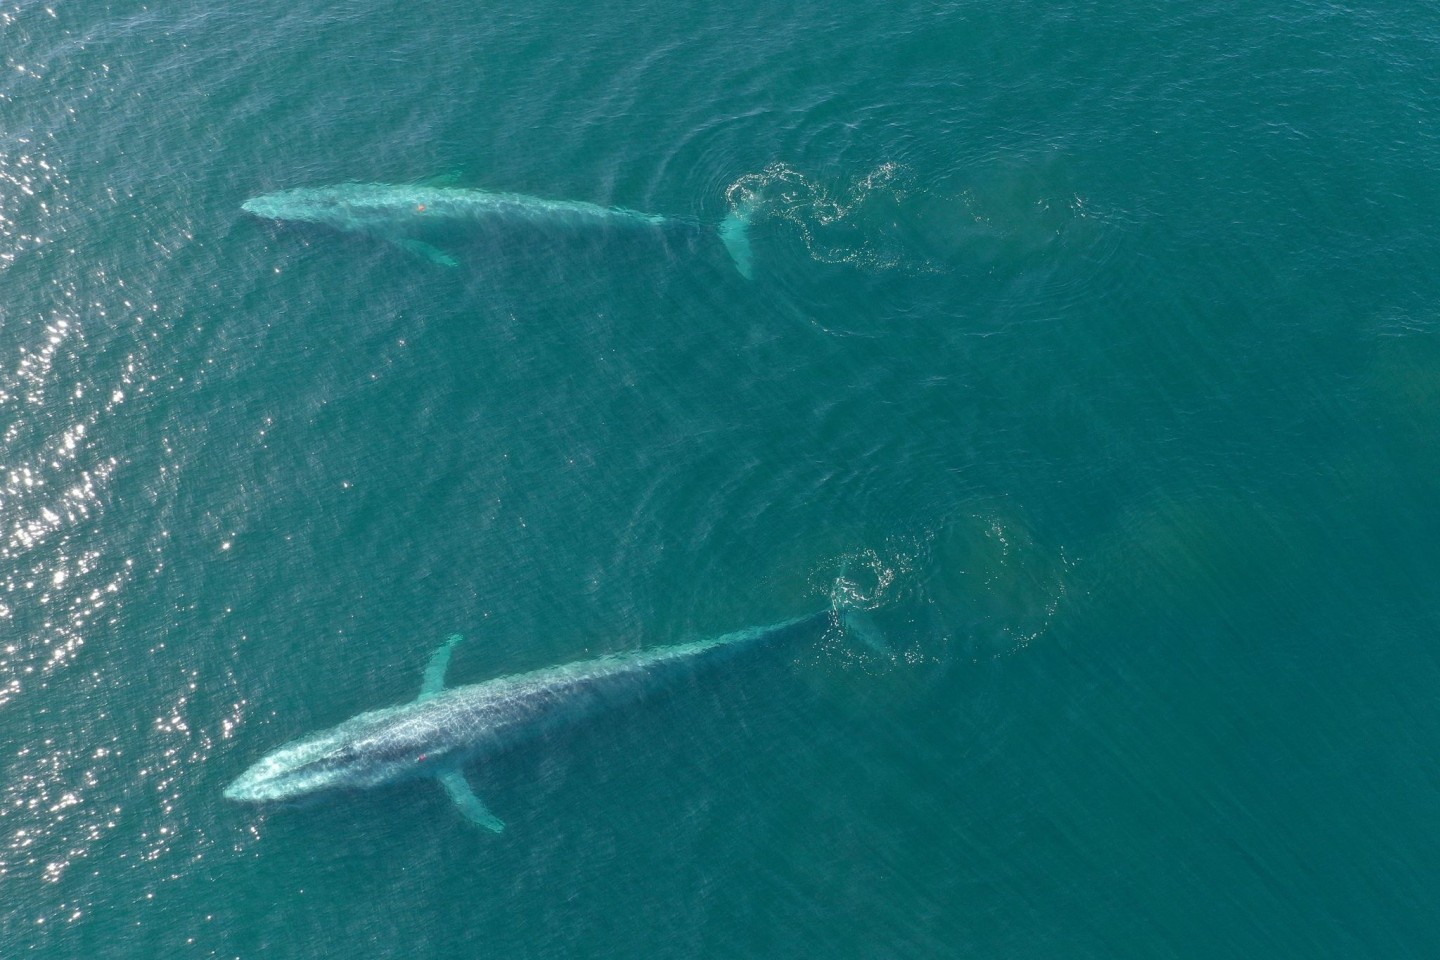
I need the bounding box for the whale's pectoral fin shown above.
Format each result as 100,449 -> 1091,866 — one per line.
419,633 -> 462,702
392,237 -> 459,267
439,770 -> 505,833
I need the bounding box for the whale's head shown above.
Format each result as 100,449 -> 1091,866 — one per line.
243,182 -> 420,231
239,185 -> 357,227
224,706 -> 438,804
224,729 -> 365,803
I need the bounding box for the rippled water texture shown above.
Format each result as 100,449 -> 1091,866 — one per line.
4,0 -> 1440,956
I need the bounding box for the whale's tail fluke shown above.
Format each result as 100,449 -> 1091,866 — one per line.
719,205 -> 755,279
836,607 -> 890,657
824,554 -> 900,661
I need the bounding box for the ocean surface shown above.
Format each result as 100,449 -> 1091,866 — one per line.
4,0 -> 1440,955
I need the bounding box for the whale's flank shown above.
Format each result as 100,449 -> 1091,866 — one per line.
242,180 -> 754,276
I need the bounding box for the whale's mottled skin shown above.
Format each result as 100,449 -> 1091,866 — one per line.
241,180 -> 755,276
224,613 -> 823,831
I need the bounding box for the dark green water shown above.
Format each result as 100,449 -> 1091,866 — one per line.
4,0 -> 1440,955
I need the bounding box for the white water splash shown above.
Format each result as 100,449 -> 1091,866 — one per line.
810,516 -> 1076,671
726,162 -> 944,274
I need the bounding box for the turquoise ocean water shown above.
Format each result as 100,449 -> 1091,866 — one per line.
4,0 -> 1440,955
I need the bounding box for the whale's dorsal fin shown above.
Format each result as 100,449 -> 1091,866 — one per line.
439,769 -> 505,832
419,634 -> 462,701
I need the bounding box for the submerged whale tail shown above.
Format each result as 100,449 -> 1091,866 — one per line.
824,555 -> 900,661
836,606 -> 889,657
719,204 -> 756,279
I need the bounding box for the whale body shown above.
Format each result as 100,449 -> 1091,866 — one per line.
223,613 -> 825,831
242,180 -> 755,277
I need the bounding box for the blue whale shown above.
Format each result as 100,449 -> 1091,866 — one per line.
223,612 -> 833,832
242,180 -> 755,278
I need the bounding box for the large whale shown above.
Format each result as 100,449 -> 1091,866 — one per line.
224,611 -> 852,831
242,179 -> 756,278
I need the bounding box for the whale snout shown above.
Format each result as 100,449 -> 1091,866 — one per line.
221,778 -> 253,801
224,739 -> 343,803
223,757 -> 289,802
242,187 -> 349,225
241,196 -> 285,220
